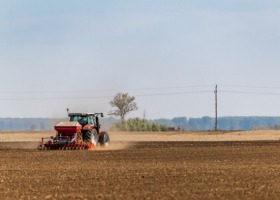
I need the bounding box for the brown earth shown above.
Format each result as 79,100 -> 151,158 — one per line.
2,141 -> 280,199
1,131 -> 280,199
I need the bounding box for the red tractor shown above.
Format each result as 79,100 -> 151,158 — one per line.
38,111 -> 110,150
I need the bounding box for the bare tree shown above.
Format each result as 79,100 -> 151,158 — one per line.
109,93 -> 138,121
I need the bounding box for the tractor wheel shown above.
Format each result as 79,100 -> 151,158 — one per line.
99,131 -> 110,147
83,129 -> 98,146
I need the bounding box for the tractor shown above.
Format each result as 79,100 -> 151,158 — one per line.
38,110 -> 110,150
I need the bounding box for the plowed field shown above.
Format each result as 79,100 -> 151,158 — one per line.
2,140 -> 280,199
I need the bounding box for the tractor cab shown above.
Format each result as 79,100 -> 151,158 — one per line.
68,112 -> 104,133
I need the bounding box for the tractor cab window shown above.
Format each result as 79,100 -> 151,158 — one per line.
70,116 -> 79,122
70,115 -> 95,126
70,116 -> 87,126
87,116 -> 94,125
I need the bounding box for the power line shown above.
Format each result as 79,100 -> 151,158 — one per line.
0,96 -> 113,101
0,90 -> 213,101
2,89 -> 280,101
219,84 -> 280,90
135,91 -> 212,97
1,88 -> 280,101
220,90 -> 280,96
3,84 -> 280,95
0,85 -> 215,95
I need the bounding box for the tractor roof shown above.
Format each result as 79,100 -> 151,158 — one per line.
68,113 -> 103,117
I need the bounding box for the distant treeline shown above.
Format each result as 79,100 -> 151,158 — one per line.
153,116 -> 280,131
0,118 -> 116,131
0,118 -> 59,131
1,116 -> 280,131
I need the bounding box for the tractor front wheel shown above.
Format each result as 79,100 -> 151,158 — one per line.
99,131 -> 110,147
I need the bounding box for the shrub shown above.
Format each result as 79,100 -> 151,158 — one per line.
112,118 -> 167,132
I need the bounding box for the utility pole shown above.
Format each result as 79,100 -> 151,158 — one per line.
214,85 -> 218,131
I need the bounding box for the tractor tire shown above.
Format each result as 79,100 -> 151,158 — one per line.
83,129 -> 98,146
99,131 -> 110,147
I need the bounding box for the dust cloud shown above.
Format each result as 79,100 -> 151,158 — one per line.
93,142 -> 133,151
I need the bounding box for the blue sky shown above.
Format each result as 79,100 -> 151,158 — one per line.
0,0 -> 280,119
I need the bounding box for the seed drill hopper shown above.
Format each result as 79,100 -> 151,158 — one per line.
38,111 -> 110,150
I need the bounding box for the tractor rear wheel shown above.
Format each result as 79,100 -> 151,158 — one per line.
99,131 -> 110,147
83,129 -> 98,146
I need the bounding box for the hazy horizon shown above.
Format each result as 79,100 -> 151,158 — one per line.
1,1 -> 280,119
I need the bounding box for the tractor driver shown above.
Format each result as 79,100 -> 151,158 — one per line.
78,117 -> 88,126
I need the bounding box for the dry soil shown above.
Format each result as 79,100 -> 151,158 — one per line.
1,131 -> 280,199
